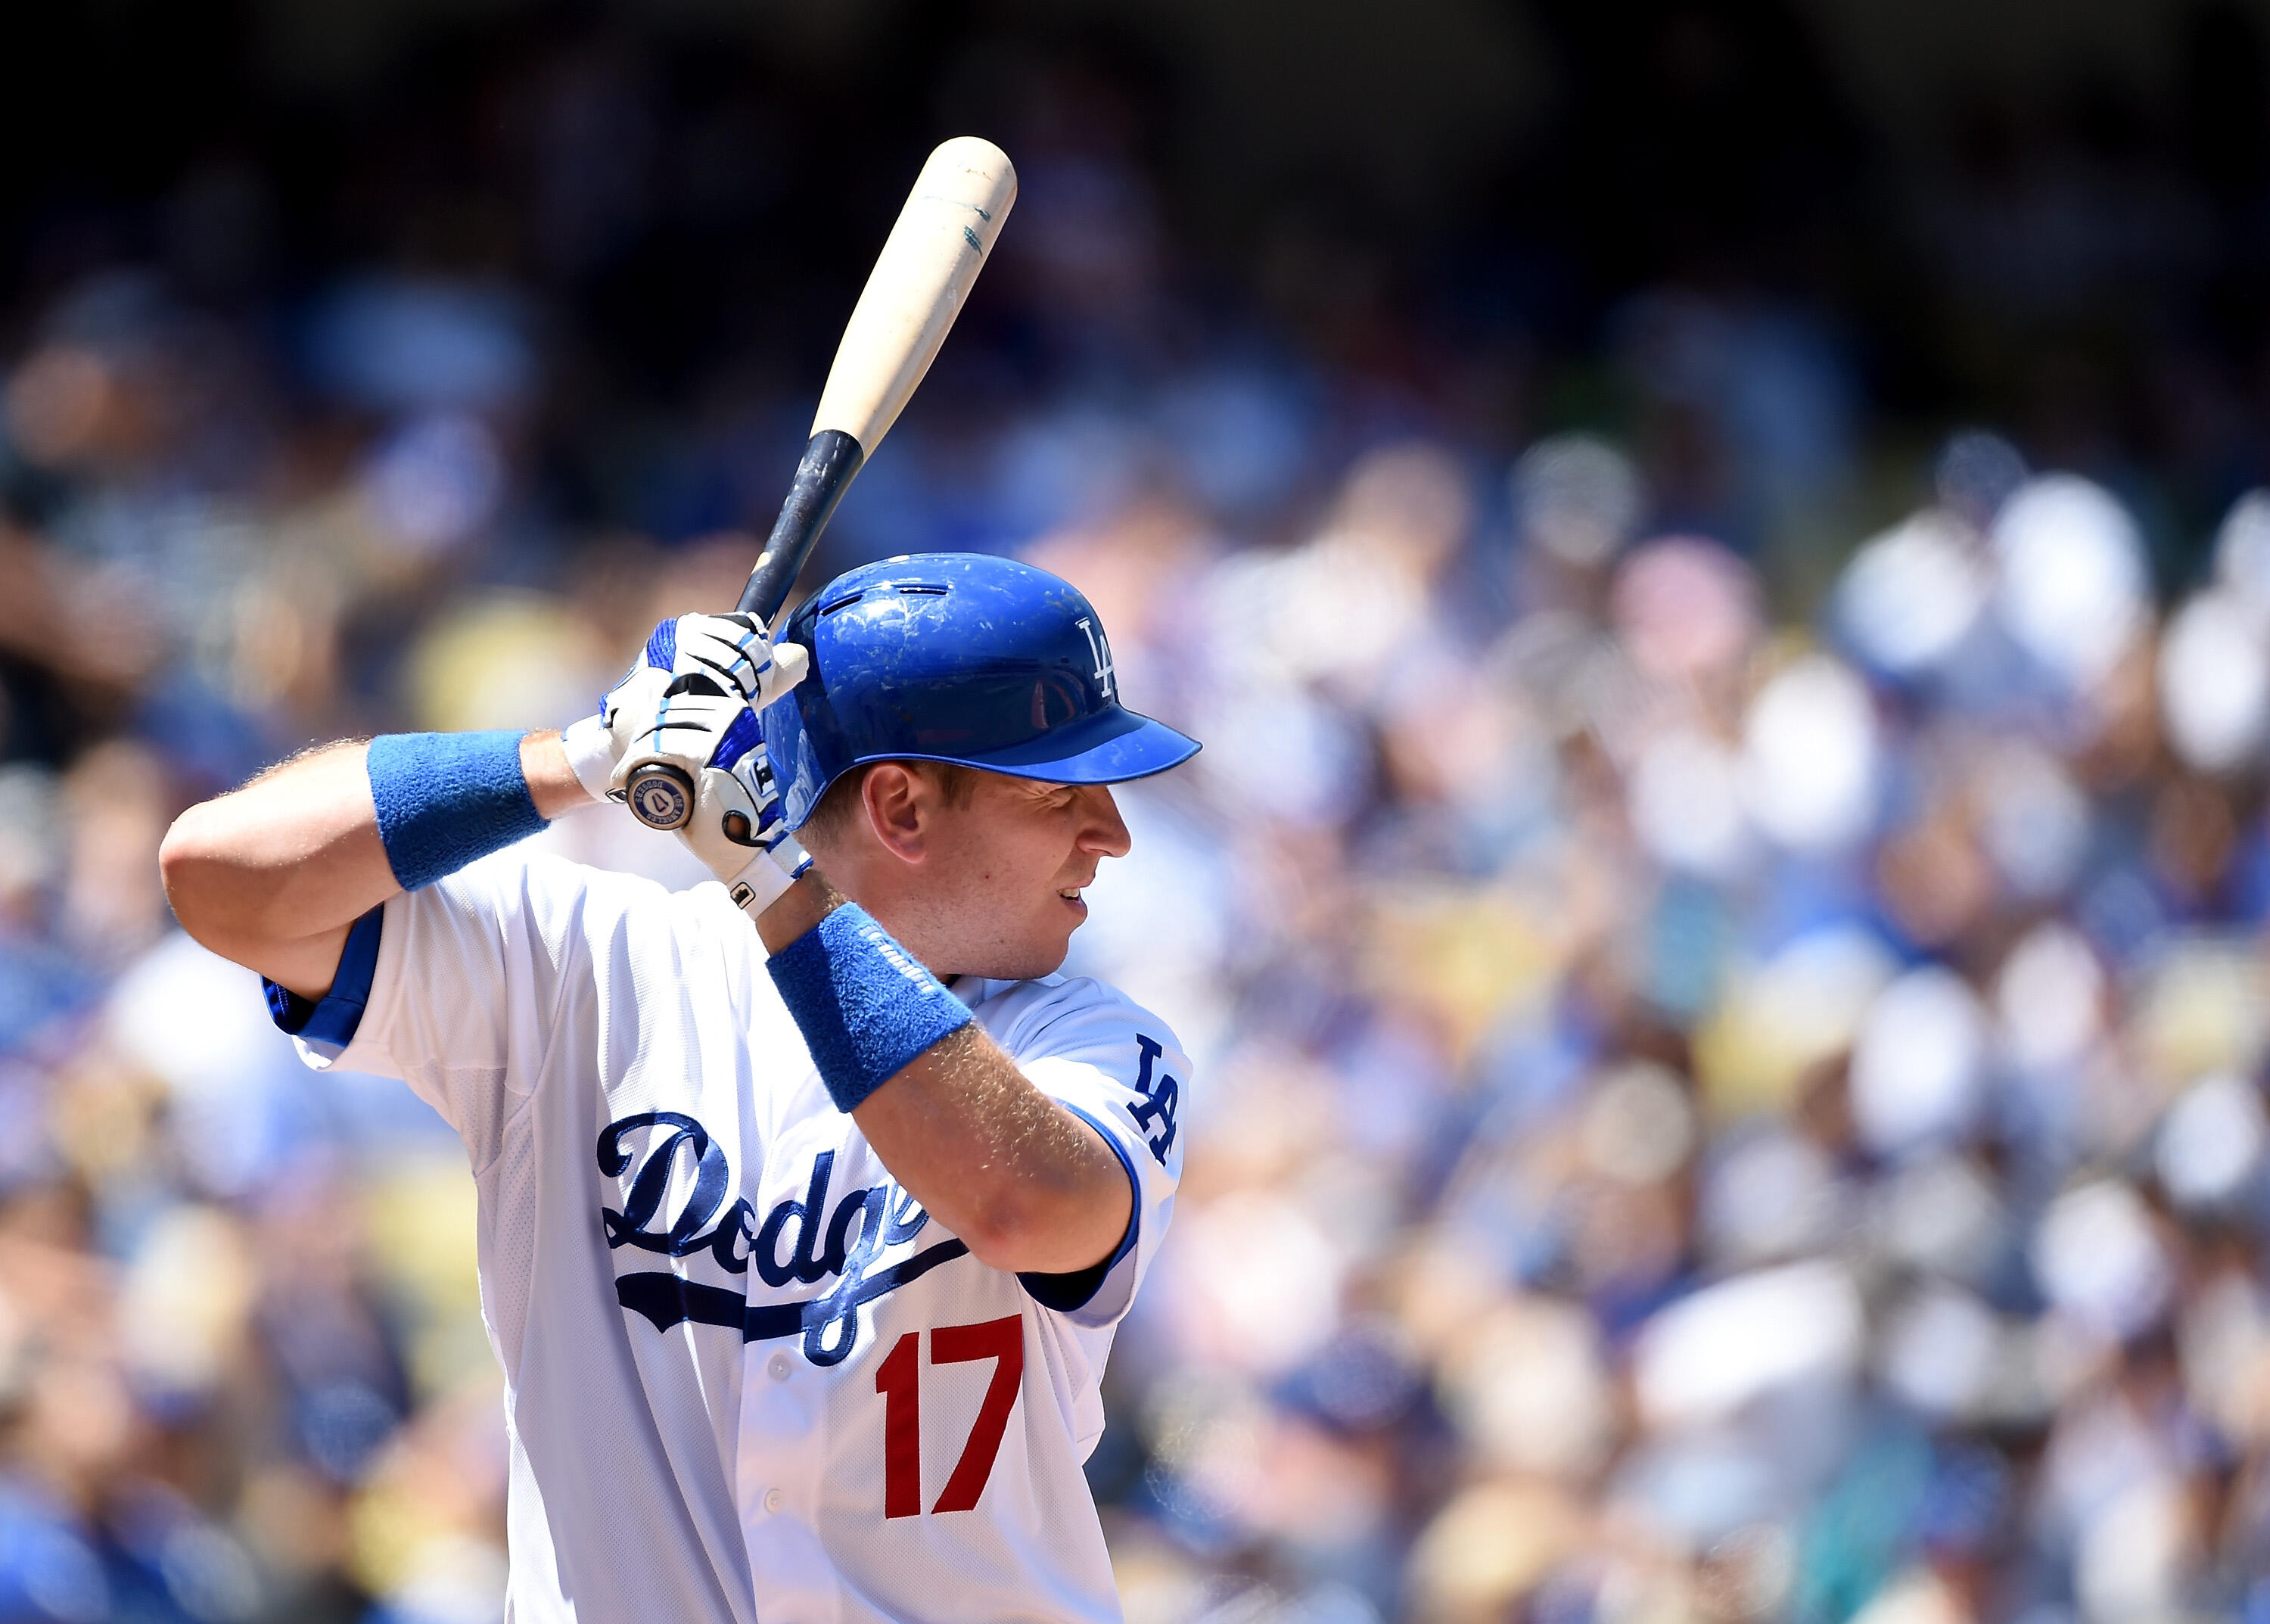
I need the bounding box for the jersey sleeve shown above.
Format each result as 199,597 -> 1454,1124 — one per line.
994,980 -> 1189,1330
271,851 -> 608,1169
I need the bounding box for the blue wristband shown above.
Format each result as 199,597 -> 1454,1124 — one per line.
367,730 -> 548,891
766,904 -> 975,1113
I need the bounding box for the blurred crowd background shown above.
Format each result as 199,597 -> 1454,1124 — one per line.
7,2 -> 2270,1622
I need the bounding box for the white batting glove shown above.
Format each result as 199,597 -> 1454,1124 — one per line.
561,664 -> 667,802
611,613 -> 807,794
649,611 -> 809,713
561,613 -> 810,804
637,688 -> 812,915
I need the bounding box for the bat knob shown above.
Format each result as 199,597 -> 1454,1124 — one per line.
625,763 -> 696,831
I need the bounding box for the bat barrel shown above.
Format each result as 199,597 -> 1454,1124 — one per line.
807,137 -> 1016,455
740,135 -> 1015,628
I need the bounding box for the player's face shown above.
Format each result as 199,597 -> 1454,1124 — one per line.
903,773 -> 1131,980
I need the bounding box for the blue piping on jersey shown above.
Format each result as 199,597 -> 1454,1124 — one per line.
263,904 -> 384,1060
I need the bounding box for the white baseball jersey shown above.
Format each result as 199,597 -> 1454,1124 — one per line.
275,849 -> 1188,1624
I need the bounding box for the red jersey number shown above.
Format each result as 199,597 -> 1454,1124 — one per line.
875,1314 -> 1025,1518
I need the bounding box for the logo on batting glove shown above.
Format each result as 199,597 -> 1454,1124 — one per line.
627,769 -> 693,829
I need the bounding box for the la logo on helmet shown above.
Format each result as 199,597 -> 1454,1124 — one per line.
1074,618 -> 1116,701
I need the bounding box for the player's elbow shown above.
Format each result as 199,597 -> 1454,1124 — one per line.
159,801 -> 256,948
953,1171 -> 1112,1280
956,1175 -> 1126,1276
954,1193 -> 1049,1273
160,806 -> 220,930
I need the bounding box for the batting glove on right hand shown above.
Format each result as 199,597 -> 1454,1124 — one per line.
659,692 -> 813,916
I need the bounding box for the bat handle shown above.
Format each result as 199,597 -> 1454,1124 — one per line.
623,428 -> 868,832
737,428 -> 866,621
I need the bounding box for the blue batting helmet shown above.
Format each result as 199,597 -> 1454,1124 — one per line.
760,552 -> 1201,830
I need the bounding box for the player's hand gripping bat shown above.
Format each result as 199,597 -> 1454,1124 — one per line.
622,136 -> 1018,830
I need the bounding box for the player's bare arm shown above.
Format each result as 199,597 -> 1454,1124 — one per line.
844,1022 -> 1132,1275
159,730 -> 589,997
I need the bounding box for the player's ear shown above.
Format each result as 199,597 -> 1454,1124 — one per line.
860,763 -> 928,864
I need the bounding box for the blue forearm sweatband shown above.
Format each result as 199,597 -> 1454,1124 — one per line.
367,730 -> 549,891
766,904 -> 975,1113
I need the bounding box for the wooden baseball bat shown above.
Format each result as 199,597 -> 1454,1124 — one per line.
623,136 -> 1017,831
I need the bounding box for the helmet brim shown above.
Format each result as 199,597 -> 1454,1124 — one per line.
906,705 -> 1201,784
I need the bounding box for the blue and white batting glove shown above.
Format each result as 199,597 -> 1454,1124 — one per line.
645,611 -> 807,711
660,692 -> 813,916
559,613 -> 810,804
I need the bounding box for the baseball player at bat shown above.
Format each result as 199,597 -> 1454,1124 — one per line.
160,552 -> 1200,1622
159,131 -> 1200,1622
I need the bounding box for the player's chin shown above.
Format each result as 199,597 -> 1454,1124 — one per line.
1016,910 -> 1081,978
955,919 -> 1077,982
975,944 -> 1072,982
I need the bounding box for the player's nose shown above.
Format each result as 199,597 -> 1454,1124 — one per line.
1073,784 -> 1131,860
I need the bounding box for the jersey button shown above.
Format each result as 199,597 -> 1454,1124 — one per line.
763,1488 -> 785,1514
767,1352 -> 793,1381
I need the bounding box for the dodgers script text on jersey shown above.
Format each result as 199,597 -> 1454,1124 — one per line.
284,850 -> 1188,1624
